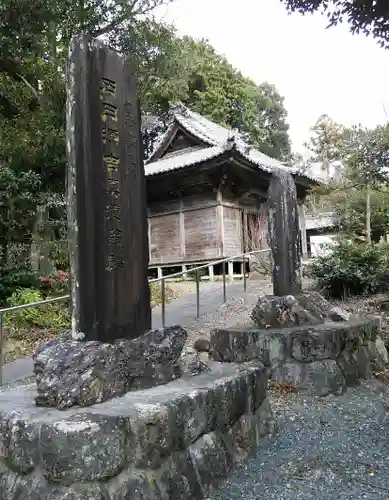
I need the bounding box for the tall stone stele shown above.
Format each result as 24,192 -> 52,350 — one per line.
267,168 -> 302,297
66,35 -> 151,342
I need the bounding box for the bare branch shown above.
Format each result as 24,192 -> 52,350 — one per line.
91,0 -> 174,37
15,73 -> 39,98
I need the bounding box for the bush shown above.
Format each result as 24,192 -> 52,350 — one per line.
0,266 -> 40,305
37,270 -> 69,295
4,288 -> 70,330
310,237 -> 389,297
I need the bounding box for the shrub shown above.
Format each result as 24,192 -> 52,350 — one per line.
37,270 -> 69,295
4,288 -> 70,330
0,266 -> 40,305
310,237 -> 389,297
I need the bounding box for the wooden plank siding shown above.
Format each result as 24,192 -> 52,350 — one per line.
222,206 -> 243,256
148,193 -> 219,265
149,213 -> 181,263
184,207 -> 218,261
147,191 -> 275,265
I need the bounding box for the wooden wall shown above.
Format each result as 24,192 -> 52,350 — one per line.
222,206 -> 243,256
148,190 -> 272,265
148,193 -> 219,265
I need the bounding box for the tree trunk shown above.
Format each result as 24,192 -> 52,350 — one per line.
366,183 -> 371,243
30,205 -> 53,274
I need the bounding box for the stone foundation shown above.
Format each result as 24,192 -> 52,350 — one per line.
210,316 -> 387,396
0,361 -> 273,499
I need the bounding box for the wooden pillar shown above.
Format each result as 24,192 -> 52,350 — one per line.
179,199 -> 186,260
157,267 -> 163,279
242,209 -> 248,252
299,202 -> 308,259
182,264 -> 187,280
228,260 -> 234,282
208,264 -> 214,282
216,188 -> 224,257
147,207 -> 151,263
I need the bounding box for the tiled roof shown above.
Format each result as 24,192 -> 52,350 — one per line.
145,146 -> 225,176
145,104 -> 320,183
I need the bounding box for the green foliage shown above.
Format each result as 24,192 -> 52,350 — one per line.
0,266 -> 40,304
310,238 -> 389,297
0,0 -> 292,281
333,187 -> 389,240
4,288 -> 70,329
116,25 -> 291,160
280,0 -> 389,49
304,114 -> 350,164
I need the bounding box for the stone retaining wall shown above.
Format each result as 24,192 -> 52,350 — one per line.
0,361 -> 273,499
211,317 -> 387,396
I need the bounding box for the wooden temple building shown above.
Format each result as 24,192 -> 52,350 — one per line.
145,104 -> 318,279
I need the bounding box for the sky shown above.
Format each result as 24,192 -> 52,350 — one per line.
154,0 -> 389,156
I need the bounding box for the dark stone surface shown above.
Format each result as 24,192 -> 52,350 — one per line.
267,169 -> 302,296
211,318 -> 379,365
337,345 -> 373,385
179,347 -> 211,377
188,432 -> 233,494
0,361 -> 273,500
45,484 -> 110,500
210,316 -> 382,395
40,414 -> 127,483
194,338 -> 211,352
272,360 -> 346,396
66,34 -> 150,342
296,291 -> 330,320
251,294 -> 322,329
33,325 -> 187,409
290,326 -> 345,362
109,472 -> 161,500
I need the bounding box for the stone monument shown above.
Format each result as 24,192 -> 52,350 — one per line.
67,34 -> 150,342
0,36 -> 275,500
267,168 -> 301,296
209,169 -> 388,396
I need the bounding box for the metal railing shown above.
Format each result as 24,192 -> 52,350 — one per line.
0,248 -> 270,384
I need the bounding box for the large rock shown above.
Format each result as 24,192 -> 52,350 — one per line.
250,292 -> 354,329
251,294 -> 324,329
34,325 -> 187,409
179,347 -> 211,377
272,359 -> 346,396
337,345 -> 373,385
367,336 -> 389,372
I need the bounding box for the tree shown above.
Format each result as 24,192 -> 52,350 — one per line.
0,0 -> 293,275
304,114 -> 349,164
117,29 -> 292,160
333,187 -> 389,242
345,125 -> 389,241
0,0 -> 173,269
307,121 -> 389,241
279,0 -> 389,48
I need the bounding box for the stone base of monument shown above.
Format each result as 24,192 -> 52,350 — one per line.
0,362 -> 273,500
210,292 -> 388,396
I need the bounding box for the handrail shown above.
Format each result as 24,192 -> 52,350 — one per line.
148,248 -> 269,283
0,248 -> 270,385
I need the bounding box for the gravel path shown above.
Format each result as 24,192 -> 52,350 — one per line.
210,379 -> 389,500
152,280 -> 272,330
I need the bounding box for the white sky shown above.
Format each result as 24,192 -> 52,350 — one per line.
155,0 -> 389,156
